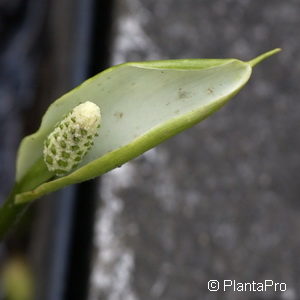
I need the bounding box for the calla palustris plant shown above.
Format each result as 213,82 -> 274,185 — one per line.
0,49 -> 281,238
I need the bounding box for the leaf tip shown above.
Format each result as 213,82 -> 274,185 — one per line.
248,48 -> 282,68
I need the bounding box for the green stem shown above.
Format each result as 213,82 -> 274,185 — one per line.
0,185 -> 30,240
0,158 -> 53,240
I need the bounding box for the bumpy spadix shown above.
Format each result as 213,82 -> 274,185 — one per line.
43,101 -> 101,176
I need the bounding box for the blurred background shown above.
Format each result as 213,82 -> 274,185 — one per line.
0,0 -> 299,299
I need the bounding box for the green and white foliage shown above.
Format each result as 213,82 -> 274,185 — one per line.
11,49 -> 280,204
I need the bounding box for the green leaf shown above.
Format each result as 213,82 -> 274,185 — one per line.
14,49 -> 281,204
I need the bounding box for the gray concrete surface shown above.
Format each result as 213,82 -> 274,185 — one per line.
89,1 -> 300,299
